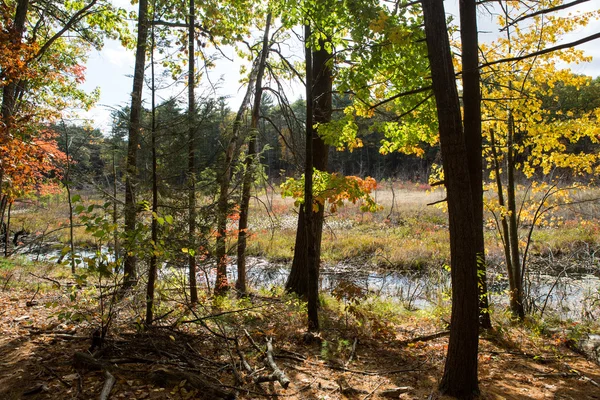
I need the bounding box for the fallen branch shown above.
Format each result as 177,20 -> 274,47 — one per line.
399,330 -> 450,345
533,372 -> 579,378
244,329 -> 264,355
345,337 -> 358,366
40,363 -> 72,388
100,370 -> 115,400
28,272 -> 61,288
362,381 -> 384,400
258,337 -> 290,389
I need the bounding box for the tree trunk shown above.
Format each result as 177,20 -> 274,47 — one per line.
506,113 -> 525,320
112,139 -> 120,264
146,22 -> 158,326
459,0 -> 492,329
214,61 -> 259,295
489,128 -> 520,315
236,12 -> 272,295
422,0 -> 479,397
1,0 -> 28,126
0,0 -> 29,196
285,40 -> 332,298
123,0 -> 149,286
61,122 -> 76,273
304,24 -> 318,332
4,203 -> 11,257
187,0 -> 198,305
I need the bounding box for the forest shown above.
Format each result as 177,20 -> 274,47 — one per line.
1,0 -> 600,399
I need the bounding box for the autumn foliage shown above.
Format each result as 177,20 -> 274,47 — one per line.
281,170 -> 381,213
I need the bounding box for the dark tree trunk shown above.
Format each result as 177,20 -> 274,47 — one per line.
236,12 -> 272,295
1,0 -> 29,195
1,0 -> 28,125
285,40 -> 332,298
303,24 -> 318,332
123,0 -> 149,286
146,21 -> 158,326
459,0 -> 492,329
422,0 -> 480,397
187,0 -> 198,305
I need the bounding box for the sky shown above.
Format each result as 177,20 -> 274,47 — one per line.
78,0 -> 600,134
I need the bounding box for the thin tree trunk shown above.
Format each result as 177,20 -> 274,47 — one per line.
112,140 -> 119,263
459,0 -> 492,329
146,22 -> 158,326
304,23 -> 318,332
61,123 -> 76,273
4,203 -> 11,257
214,62 -> 259,295
489,128 -> 520,314
506,112 -> 525,320
422,0 -> 479,397
187,0 -> 198,305
123,0 -> 149,286
236,12 -> 272,295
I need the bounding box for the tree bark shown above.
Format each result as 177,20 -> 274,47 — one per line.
0,0 -> 29,198
303,24 -> 319,332
459,0 -> 492,329
285,40 -> 332,299
187,0 -> 198,305
422,0 -> 480,397
146,22 -> 157,326
236,12 -> 272,295
123,0 -> 149,286
1,0 -> 29,126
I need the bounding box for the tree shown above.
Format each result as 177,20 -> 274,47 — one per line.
422,0 -> 480,396
236,11 -> 272,295
459,0 -> 492,329
285,33 -> 333,299
123,0 -> 149,286
480,0 -> 599,320
187,0 -> 198,305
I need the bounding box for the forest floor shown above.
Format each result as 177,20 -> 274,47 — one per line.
1,261 -> 600,400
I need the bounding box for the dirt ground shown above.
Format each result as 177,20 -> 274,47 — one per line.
2,277 -> 600,400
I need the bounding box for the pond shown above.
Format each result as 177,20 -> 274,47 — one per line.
24,248 -> 599,322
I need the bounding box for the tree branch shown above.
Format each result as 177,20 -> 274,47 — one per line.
503,0 -> 591,30
480,31 -> 600,69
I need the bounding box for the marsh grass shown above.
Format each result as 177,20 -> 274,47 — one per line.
8,181 -> 600,279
